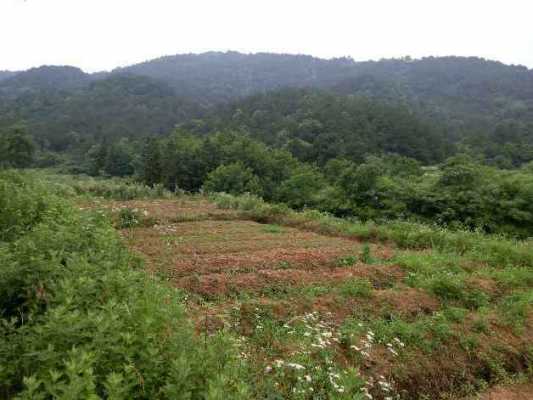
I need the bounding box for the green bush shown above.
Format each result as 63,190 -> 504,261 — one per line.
41,173 -> 175,200
115,208 -> 156,229
0,171 -> 65,242
0,172 -> 250,399
203,162 -> 262,196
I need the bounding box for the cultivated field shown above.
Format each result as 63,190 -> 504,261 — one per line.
85,195 -> 533,400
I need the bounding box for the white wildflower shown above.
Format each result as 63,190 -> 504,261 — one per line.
286,362 -> 305,370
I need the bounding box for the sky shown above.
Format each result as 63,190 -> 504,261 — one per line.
1,0 -> 532,72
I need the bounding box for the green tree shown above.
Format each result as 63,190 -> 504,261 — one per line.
104,140 -> 134,177
203,162 -> 262,195
161,131 -> 206,191
275,166 -> 329,209
0,127 -> 35,168
142,138 -> 162,186
87,142 -> 108,176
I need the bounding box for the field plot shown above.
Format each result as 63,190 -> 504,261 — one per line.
88,196 -> 532,400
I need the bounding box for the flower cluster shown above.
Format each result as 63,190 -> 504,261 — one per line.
385,337 -> 405,357
153,223 -> 177,234
349,327 -> 374,358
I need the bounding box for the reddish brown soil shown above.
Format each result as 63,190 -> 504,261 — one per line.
473,384 -> 533,400
177,264 -> 403,297
116,212 -> 397,296
375,287 -> 441,317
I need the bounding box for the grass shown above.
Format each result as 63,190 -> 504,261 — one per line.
212,193 -> 533,268
206,193 -> 533,398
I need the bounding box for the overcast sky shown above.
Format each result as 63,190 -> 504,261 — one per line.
1,0 -> 532,72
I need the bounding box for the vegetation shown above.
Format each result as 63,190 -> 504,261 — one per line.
1,171 -> 531,399
1,53 -> 532,167
1,51 -> 533,398
131,131 -> 533,238
0,171 -> 250,399
2,53 -> 532,237
194,88 -> 450,164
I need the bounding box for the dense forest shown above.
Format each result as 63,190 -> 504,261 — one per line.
1,52 -> 533,237
189,88 -> 451,164
1,53 -> 532,163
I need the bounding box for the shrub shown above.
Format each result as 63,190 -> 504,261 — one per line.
42,173 -> 175,200
0,171 -> 65,242
0,172 -> 250,399
203,163 -> 262,196
114,208 -> 156,229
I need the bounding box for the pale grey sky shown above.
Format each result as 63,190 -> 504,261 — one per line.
1,0 -> 532,72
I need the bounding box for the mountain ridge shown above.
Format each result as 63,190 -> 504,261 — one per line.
0,52 -> 532,164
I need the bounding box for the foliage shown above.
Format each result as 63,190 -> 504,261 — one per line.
2,53 -> 533,237
197,88 -> 450,165
203,162 -> 262,196
211,192 -> 533,267
0,171 -> 250,399
2,53 -> 533,168
0,126 -> 35,168
44,173 -> 174,200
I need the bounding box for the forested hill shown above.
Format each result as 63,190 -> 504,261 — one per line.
115,52 -> 357,104
0,52 -> 532,164
0,71 -> 18,82
332,57 -> 533,134
0,69 -> 201,150
0,66 -> 91,94
188,88 -> 451,164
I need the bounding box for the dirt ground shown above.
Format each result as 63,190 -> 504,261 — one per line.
104,199 -> 397,297
472,384 -> 533,400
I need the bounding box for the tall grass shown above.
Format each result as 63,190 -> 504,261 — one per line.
211,193 -> 533,268
37,171 -> 176,200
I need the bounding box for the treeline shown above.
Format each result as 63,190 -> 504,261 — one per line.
2,99 -> 532,237
83,130 -> 533,238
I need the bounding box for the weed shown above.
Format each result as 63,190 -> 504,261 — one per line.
116,207 -> 156,229
339,279 -> 373,298
360,244 -> 373,264
263,224 -> 284,234
442,307 -> 468,323
498,292 -> 533,332
336,255 -> 358,267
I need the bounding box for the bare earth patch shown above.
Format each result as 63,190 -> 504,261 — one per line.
119,216 -> 396,295
472,384 -> 533,400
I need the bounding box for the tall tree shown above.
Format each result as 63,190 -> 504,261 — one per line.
0,126 -> 35,168
142,138 -> 162,186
